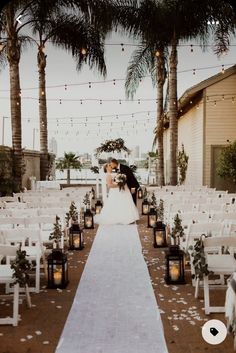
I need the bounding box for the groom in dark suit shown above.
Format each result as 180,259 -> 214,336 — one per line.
109,158 -> 140,205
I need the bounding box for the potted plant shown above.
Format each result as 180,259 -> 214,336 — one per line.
49,216 -> 63,251
170,214 -> 185,248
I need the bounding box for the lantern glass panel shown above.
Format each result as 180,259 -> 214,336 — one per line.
165,250 -> 185,284
47,251 -> 69,289
142,201 -> 150,215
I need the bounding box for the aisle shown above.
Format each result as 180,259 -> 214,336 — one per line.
56,225 -> 168,353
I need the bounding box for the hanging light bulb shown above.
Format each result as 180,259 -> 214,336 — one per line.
89,82 -> 91,88
113,79 -> 116,85
59,99 -> 62,104
190,44 -> 193,53
155,50 -> 160,57
222,94 -> 225,100
81,48 -> 87,55
80,99 -> 83,104
64,84 -> 67,91
221,65 -> 225,74
193,69 -> 196,75
121,43 -> 124,52
232,97 -> 235,104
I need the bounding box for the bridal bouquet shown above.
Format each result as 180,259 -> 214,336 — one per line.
114,173 -> 127,191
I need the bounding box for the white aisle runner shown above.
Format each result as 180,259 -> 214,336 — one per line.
56,225 -> 168,353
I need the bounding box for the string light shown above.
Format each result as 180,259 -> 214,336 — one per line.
64,84 -> 67,91
190,45 -> 193,53
81,48 -> 87,55
121,43 -> 124,52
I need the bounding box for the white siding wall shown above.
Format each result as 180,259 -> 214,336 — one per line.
178,102 -> 204,185
205,74 -> 236,186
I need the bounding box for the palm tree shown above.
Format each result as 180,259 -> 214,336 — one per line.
56,152 -> 82,184
125,42 -> 168,186
0,0 -> 28,190
114,0 -> 235,185
20,0 -> 113,180
0,0 -> 115,188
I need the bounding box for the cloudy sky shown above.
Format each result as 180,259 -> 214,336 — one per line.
1,26 -> 236,157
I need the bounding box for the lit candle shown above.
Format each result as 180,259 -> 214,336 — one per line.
170,265 -> 179,281
96,207 -> 101,214
86,219 -> 92,227
53,270 -> 62,285
74,238 -> 80,248
149,217 -> 156,227
156,234 -> 163,245
143,205 -> 149,214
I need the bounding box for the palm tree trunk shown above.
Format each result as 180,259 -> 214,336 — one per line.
156,50 -> 166,186
6,6 -> 22,191
67,169 -> 70,184
38,45 -> 48,180
168,34 -> 178,186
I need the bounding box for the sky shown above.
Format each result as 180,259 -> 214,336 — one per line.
0,23 -> 236,157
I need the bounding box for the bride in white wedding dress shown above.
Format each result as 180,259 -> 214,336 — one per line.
94,163 -> 140,225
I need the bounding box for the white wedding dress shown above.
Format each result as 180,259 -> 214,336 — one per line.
94,173 -> 140,225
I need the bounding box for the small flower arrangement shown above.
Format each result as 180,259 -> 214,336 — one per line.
114,173 -> 127,191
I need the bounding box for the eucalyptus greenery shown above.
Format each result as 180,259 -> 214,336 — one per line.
11,248 -> 32,287
177,144 -> 189,185
189,234 -> 211,280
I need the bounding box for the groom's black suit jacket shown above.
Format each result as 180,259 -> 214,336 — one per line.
118,164 -> 140,191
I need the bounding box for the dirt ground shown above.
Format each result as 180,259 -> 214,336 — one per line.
0,201 -> 234,353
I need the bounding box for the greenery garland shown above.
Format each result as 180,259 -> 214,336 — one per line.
95,138 -> 130,156
90,166 -> 99,174
177,144 -> 189,185
11,248 -> 32,287
189,234 -> 211,280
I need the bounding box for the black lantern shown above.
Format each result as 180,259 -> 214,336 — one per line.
69,223 -> 84,250
153,221 -> 167,248
138,188 -> 143,199
164,248 -> 185,284
47,250 -> 69,289
148,208 -> 157,228
84,209 -> 94,229
95,200 -> 103,214
142,199 -> 150,215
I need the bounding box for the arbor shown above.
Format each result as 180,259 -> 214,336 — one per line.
56,152 -> 82,184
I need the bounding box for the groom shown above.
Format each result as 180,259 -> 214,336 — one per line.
109,158 -> 140,205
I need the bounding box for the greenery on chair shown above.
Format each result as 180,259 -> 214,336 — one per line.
217,140 -> 236,184
189,235 -> 211,280
11,247 -> 32,307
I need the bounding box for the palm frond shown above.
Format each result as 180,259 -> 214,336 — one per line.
125,44 -> 155,99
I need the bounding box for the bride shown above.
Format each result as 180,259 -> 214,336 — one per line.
94,163 -> 140,225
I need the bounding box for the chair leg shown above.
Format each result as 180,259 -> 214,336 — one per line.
204,276 -> 210,315
13,283 -> 19,326
35,256 -> 40,293
194,277 -> 199,298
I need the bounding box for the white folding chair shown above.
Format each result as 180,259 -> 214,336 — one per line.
2,229 -> 46,293
203,237 -> 236,314
0,245 -> 19,326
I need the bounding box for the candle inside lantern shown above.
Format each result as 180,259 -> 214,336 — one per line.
149,217 -> 156,227
156,234 -> 163,245
143,205 -> 149,214
96,207 -> 101,214
170,265 -> 179,281
86,219 -> 92,227
53,269 -> 62,285
73,237 -> 80,248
